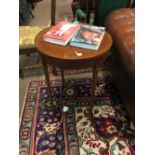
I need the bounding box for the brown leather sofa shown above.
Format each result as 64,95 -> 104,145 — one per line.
105,8 -> 135,123
105,8 -> 135,80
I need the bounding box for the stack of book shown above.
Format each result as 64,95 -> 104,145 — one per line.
43,21 -> 105,50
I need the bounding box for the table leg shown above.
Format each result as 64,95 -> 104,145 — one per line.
86,0 -> 91,23
51,0 -> 56,25
52,66 -> 58,75
91,64 -> 99,97
19,66 -> 24,79
41,55 -> 53,103
61,69 -> 64,86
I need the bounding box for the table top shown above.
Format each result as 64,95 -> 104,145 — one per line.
35,27 -> 112,61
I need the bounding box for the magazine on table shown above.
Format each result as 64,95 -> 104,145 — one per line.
70,25 -> 105,50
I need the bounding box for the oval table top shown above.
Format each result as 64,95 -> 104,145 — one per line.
35,27 -> 112,61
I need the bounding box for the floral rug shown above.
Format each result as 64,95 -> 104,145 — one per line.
20,77 -> 135,155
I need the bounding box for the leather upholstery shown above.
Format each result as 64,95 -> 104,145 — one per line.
105,8 -> 135,79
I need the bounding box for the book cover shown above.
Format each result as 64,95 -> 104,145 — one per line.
70,25 -> 105,50
43,21 -> 81,45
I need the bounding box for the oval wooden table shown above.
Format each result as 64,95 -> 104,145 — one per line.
35,27 -> 112,106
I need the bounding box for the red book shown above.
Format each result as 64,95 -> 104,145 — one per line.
43,21 -> 81,46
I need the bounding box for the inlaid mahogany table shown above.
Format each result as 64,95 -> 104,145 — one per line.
35,27 -> 112,106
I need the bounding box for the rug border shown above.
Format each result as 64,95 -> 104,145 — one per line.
19,80 -> 32,126
29,85 -> 42,155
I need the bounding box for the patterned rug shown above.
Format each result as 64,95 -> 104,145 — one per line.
20,77 -> 135,155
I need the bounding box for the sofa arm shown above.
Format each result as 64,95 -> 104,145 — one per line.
105,8 -> 135,80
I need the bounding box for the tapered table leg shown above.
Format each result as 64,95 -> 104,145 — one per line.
40,55 -> 53,104
52,66 -> 58,75
51,0 -> 56,25
61,69 -> 64,86
91,64 -> 99,97
86,0 -> 91,23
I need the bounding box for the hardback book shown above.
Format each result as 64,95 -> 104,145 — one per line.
70,25 -> 105,50
43,21 -> 81,46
